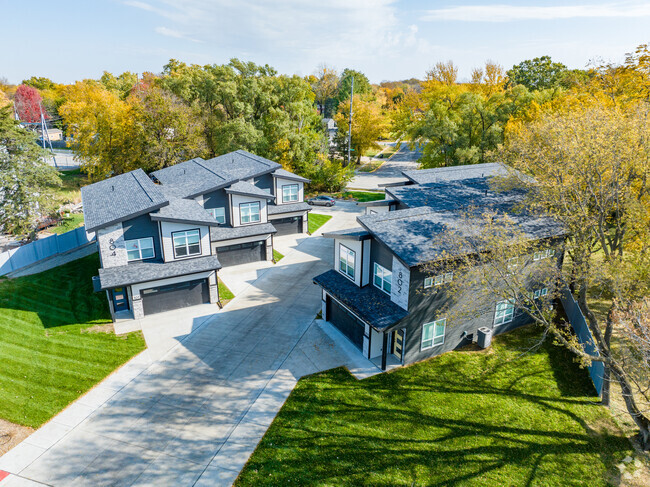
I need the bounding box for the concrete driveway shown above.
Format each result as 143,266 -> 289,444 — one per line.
350,142 -> 423,190
0,202 -> 375,487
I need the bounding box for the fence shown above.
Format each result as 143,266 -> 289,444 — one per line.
0,226 -> 95,276
559,287 -> 605,396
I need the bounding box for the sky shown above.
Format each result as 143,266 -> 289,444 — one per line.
1,0 -> 649,84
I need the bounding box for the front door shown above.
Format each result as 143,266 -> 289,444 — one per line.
112,287 -> 129,312
391,329 -> 405,362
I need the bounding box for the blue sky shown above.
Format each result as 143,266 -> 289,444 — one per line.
2,0 -> 649,84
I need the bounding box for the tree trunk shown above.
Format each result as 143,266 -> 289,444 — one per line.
610,362 -> 650,450
601,308 -> 614,406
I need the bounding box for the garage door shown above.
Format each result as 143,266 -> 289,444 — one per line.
141,278 -> 209,316
326,296 -> 365,350
271,216 -> 303,236
216,240 -> 266,266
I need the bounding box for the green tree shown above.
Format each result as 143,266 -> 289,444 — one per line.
310,64 -> 339,117
335,69 -> 372,107
506,56 -> 568,91
0,106 -> 60,237
99,71 -> 139,99
334,95 -> 387,164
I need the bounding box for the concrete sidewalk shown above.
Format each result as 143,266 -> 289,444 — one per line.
0,202 -> 374,487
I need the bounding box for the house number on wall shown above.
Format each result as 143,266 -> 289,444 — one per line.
108,238 -> 116,256
391,257 -> 410,311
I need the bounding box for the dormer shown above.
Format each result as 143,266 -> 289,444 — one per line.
225,181 -> 275,227
272,169 -> 309,204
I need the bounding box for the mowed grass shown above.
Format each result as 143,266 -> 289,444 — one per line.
49,213 -> 84,234
218,278 -> 235,302
236,326 -> 632,486
334,190 -> 386,202
52,168 -> 86,206
308,213 -> 332,234
273,249 -> 284,262
0,254 -> 146,428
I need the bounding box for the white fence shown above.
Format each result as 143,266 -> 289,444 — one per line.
0,226 -> 95,276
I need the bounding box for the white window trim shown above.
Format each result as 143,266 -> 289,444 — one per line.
206,207 -> 226,224
339,244 -> 355,280
282,184 -> 299,203
172,229 -> 201,258
424,276 -> 434,288
126,237 -> 154,262
533,248 -> 556,261
429,271 -> 453,287
240,202 -> 261,225
421,318 -> 446,350
373,262 -> 392,294
494,299 -> 515,326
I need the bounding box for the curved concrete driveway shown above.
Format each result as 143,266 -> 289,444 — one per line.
0,202 -> 376,487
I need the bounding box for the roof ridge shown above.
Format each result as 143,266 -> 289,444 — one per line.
237,150 -> 274,167
132,170 -> 156,203
193,158 -> 228,180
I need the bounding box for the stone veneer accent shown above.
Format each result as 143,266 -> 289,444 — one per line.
266,237 -> 273,261
209,284 -> 218,304
97,222 -> 128,269
132,295 -> 144,319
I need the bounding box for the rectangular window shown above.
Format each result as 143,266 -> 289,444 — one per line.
534,248 -> 556,261
339,244 -> 355,280
240,202 -> 261,224
373,263 -> 392,294
125,237 -> 154,261
424,276 -> 434,288
282,184 -> 299,203
429,271 -> 453,287
494,299 -> 515,326
530,287 -> 549,299
206,207 -> 226,224
421,318 -> 446,349
172,229 -> 201,258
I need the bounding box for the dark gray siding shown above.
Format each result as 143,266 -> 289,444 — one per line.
203,189 -> 230,225
370,239 -> 393,272
254,174 -> 274,193
122,214 -> 162,263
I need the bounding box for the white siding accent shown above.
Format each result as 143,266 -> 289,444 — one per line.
361,239 -> 371,286
159,221 -> 211,262
97,223 -> 127,269
391,257 -> 410,311
195,194 -> 204,206
230,194 -> 268,227
334,238 -> 362,287
370,328 -> 384,359
275,177 -> 304,205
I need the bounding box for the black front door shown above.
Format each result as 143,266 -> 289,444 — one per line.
112,287 -> 129,312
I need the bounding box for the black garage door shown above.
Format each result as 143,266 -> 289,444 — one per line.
141,279 -> 209,316
216,240 -> 266,266
326,296 -> 365,350
271,216 -> 303,236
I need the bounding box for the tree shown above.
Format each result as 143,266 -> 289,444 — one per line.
333,95 -> 387,164
100,71 -> 139,99
0,106 -> 60,237
14,84 -> 46,123
507,56 -> 568,91
335,69 -> 371,108
310,64 -> 339,117
438,102 -> 650,449
305,153 -> 354,192
426,61 -> 458,85
22,76 -> 55,91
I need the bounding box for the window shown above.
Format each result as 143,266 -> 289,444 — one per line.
533,248 -> 556,261
339,244 -> 355,279
426,272 -> 453,288
422,318 -> 446,349
373,263 -> 392,294
494,300 -> 515,326
240,202 -> 261,224
530,288 -> 549,299
282,184 -> 299,203
172,229 -> 201,258
206,207 -> 226,224
125,237 -> 154,261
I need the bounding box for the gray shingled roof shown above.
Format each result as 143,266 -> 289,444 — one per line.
205,150 -> 281,181
151,158 -> 234,199
313,270 -> 408,330
273,168 -> 311,183
226,181 -> 275,200
267,202 -> 312,215
210,222 -> 277,243
322,227 -> 370,240
82,169 -> 168,233
150,198 -> 220,226
402,162 -> 506,185
98,255 -> 222,289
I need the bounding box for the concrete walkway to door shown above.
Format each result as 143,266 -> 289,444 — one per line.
0,201 -> 379,487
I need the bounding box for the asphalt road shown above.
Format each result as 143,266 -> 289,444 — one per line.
349,142 -> 424,190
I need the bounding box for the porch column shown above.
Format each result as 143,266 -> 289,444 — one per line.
381,332 -> 388,371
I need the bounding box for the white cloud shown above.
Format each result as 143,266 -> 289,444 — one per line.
422,2 -> 650,22
154,26 -> 203,43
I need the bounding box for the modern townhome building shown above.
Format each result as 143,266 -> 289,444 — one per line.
313,163 -> 565,370
82,150 -> 311,320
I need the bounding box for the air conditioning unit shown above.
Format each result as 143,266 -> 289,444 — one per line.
477,327 -> 492,349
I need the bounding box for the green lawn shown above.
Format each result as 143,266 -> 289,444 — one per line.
308,213 -> 332,234
273,249 -> 284,262
52,168 -> 86,206
218,278 -> 234,304
342,190 -> 385,202
236,326 -> 633,486
0,254 -> 146,428
49,213 -> 84,234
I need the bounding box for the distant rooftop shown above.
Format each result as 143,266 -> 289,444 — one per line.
82,169 -> 168,233
402,162 -> 506,185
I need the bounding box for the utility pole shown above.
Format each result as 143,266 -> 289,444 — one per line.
347,76 -> 354,166
39,103 -> 57,169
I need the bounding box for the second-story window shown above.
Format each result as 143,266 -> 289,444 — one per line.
240,202 -> 261,224
373,263 -> 392,294
533,248 -> 556,261
126,237 -> 154,261
172,229 -> 201,258
339,244 -> 355,279
207,207 -> 226,224
282,184 -> 299,203
494,299 -> 515,326
424,272 -> 453,288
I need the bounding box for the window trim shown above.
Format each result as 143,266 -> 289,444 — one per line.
206,207 -> 226,224
533,248 -> 556,261
373,262 -> 392,294
239,201 -> 262,225
171,228 -> 202,259
282,183 -> 299,203
421,318 -> 446,350
428,271 -> 453,287
494,299 -> 515,326
424,276 -> 434,288
339,244 -> 356,280
125,237 -> 155,262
